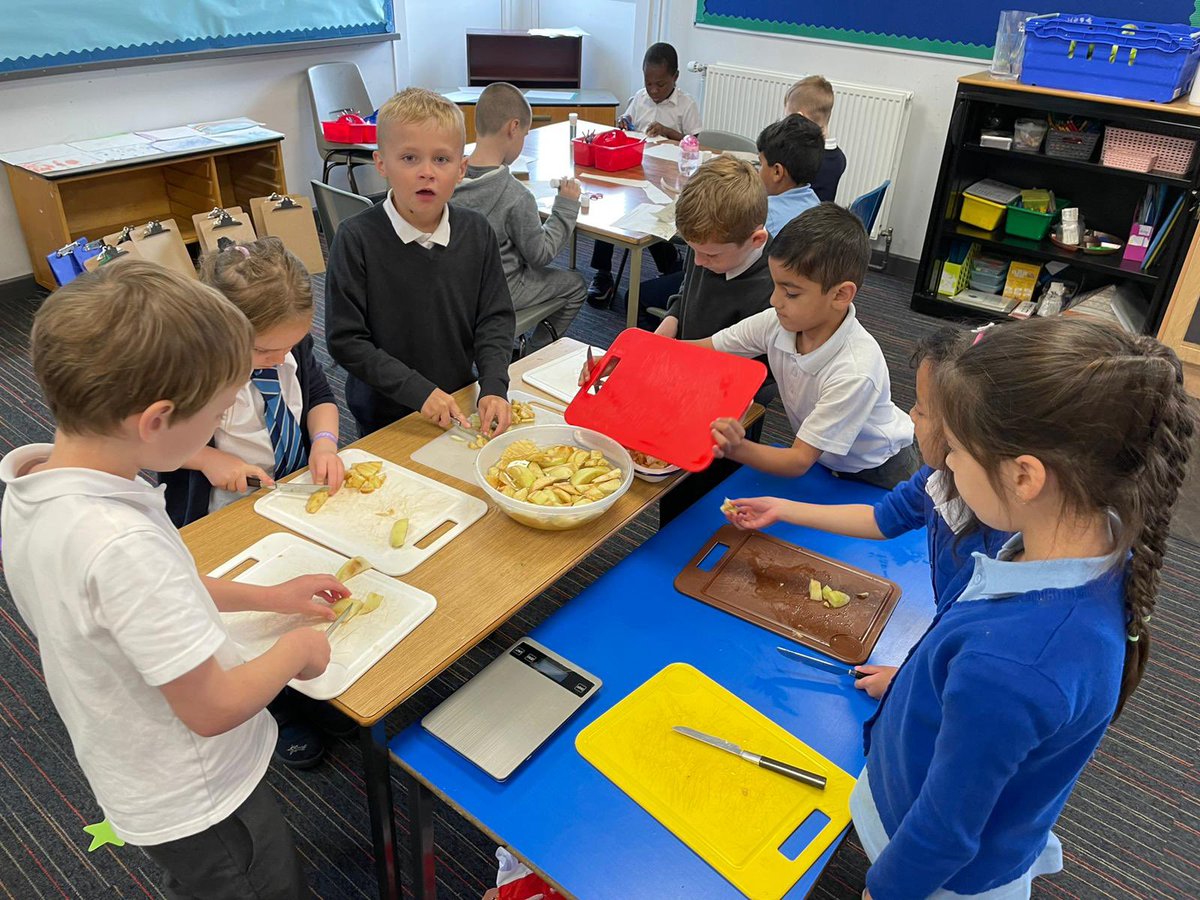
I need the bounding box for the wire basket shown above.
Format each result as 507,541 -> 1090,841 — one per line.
1102,126 -> 1195,175
1044,130 -> 1100,161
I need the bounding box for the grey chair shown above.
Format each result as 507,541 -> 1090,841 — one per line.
307,62 -> 378,193
514,298 -> 569,358
311,180 -> 373,243
697,129 -> 758,153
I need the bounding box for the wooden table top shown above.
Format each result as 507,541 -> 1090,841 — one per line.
958,69 -> 1200,118
182,338 -> 761,725
521,119 -> 684,246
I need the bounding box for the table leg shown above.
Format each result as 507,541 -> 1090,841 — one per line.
360,723 -> 401,900
626,245 -> 642,330
659,417 -> 764,526
404,770 -> 438,900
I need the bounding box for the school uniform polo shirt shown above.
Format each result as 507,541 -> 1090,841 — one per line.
711,304 -> 913,472
765,184 -> 820,237
0,445 -> 274,845
621,87 -> 702,135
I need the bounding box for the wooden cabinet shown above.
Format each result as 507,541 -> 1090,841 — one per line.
1157,221 -> 1200,396
6,139 -> 286,290
459,101 -> 617,143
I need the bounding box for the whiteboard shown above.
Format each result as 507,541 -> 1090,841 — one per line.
0,0 -> 394,76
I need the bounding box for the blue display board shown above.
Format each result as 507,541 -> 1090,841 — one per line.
0,0 -> 394,75
696,2 -> 1200,60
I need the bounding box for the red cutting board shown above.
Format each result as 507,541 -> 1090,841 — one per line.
564,329 -> 766,472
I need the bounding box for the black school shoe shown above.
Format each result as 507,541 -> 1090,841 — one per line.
586,271 -> 615,308
269,689 -> 326,769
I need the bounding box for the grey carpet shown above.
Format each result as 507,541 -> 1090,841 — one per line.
0,235 -> 1196,899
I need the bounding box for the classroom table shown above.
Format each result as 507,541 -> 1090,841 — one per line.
180,337 -> 763,899
520,120 -> 690,330
388,463 -> 935,899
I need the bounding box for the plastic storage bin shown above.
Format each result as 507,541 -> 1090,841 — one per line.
937,240 -> 980,296
1021,15 -> 1200,103
589,130 -> 646,171
572,138 -> 596,167
1014,119 -> 1049,153
321,113 -> 377,144
1006,197 -> 1067,241
1045,129 -> 1100,160
1102,126 -> 1196,175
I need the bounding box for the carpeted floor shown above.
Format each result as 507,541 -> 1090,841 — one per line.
0,235 -> 1197,900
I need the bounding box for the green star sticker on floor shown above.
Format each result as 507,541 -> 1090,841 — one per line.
83,819 -> 124,852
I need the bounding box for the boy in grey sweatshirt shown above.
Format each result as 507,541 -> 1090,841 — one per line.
452,82 -> 585,343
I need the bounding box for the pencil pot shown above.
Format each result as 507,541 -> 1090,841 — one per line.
590,130 -> 646,172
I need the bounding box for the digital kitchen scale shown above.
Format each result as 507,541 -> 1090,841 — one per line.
421,637 -> 601,781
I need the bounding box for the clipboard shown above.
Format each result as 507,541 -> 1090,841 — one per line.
47,238 -> 90,286
249,194 -> 325,274
83,241 -> 142,272
132,220 -> 196,278
71,238 -> 106,274
192,207 -> 257,256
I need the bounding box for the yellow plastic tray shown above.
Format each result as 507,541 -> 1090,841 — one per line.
575,663 -> 855,900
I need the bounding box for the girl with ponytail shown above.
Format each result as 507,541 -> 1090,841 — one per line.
851,317 -> 1195,900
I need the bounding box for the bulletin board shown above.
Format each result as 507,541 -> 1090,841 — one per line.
0,0 -> 395,76
695,2 -> 1200,60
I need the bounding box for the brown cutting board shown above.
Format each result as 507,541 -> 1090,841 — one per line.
675,526 -> 901,664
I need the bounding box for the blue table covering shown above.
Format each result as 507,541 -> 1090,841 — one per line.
390,463 -> 934,898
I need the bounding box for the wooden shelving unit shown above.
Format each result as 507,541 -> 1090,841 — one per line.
913,72 -> 1200,334
6,138 -> 286,290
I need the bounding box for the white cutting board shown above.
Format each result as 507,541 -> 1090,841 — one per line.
210,533 -> 436,700
409,390 -> 567,486
521,345 -> 607,404
253,449 -> 486,576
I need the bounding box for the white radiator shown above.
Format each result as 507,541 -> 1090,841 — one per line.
701,63 -> 913,239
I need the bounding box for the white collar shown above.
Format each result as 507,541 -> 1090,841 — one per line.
651,88 -> 680,107
772,304 -> 858,372
725,243 -> 764,281
0,443 -> 164,509
825,137 -> 838,150
384,191 -> 451,248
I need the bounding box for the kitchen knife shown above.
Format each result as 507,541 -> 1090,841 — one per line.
776,646 -> 866,679
672,725 -> 827,789
246,476 -> 327,496
325,599 -> 360,641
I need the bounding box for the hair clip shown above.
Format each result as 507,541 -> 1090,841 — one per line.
970,322 -> 997,346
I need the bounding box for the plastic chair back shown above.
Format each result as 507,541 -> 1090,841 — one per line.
307,63 -> 375,154
311,180 -> 374,240
697,129 -> 758,153
849,180 -> 891,234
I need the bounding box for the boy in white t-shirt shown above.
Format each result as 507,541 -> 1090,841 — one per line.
699,203 -> 918,488
0,261 -> 347,897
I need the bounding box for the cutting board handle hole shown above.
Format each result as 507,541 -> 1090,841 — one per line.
586,355 -> 621,394
779,809 -> 831,861
415,520 -> 457,549
221,558 -> 260,580
697,542 -> 729,572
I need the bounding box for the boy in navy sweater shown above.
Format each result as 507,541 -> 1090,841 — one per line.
854,318 -> 1195,899
784,76 -> 847,203
327,88 -> 516,438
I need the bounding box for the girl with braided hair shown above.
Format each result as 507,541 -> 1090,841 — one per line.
850,317 -> 1195,900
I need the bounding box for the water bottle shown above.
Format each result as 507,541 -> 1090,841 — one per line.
678,133 -> 701,178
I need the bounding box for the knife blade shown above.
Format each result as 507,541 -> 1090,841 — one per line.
672,725 -> 827,789
325,599 -> 360,641
246,476 -> 327,496
777,646 -> 866,679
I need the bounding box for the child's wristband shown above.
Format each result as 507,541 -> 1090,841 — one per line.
312,431 -> 338,447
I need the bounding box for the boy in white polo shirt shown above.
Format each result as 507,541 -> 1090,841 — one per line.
0,261 -> 347,898
700,204 -> 918,488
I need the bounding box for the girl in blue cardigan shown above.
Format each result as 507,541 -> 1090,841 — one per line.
724,326 -> 1010,698
854,318 -> 1195,900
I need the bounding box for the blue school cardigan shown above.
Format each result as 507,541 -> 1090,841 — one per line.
858,539 -> 1127,899
873,466 -> 1011,613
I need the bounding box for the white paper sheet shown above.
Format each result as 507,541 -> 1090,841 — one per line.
189,117 -> 262,135
0,143 -> 86,165
153,135 -> 222,153
454,86 -> 486,98
84,145 -> 163,163
69,133 -> 152,152
137,126 -> 201,141
525,90 -> 578,102
612,202 -> 676,242
211,127 -> 284,146
644,144 -> 716,166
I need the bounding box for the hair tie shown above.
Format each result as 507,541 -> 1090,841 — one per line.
970,322 -> 996,346
1127,632 -> 1140,643
235,245 -> 250,258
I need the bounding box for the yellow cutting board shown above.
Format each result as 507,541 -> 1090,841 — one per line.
575,663 -> 855,900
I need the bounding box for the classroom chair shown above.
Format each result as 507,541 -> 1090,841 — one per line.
697,129 -> 758,153
307,62 -> 378,193
514,298 -> 569,358
311,180 -> 373,242
848,179 -> 892,271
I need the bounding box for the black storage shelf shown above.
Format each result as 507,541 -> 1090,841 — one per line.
913,76 -> 1200,334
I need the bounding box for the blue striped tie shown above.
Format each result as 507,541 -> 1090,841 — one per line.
251,367 -> 306,477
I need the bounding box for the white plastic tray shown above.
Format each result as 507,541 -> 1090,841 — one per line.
253,449 -> 486,576
210,533 -> 436,700
409,390 -> 567,486
520,344 -> 606,404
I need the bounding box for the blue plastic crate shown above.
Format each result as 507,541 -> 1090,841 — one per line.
1021,14 -> 1200,103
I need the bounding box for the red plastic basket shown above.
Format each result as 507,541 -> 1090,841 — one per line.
590,130 -> 645,171
572,138 -> 595,167
321,114 -> 377,144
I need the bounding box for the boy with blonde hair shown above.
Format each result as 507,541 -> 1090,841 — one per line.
1,261 -> 347,896
454,81 -> 585,344
653,155 -> 772,341
701,204 -> 917,488
327,87 -> 516,437
784,75 -> 847,203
